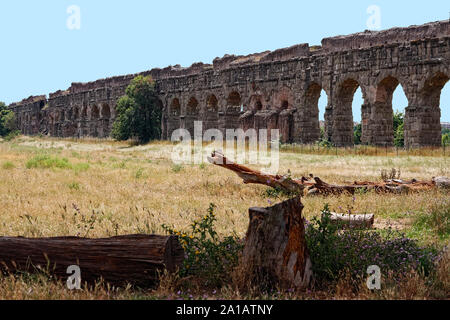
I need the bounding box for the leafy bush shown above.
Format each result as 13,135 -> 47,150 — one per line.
305,204 -> 440,285
264,186 -> 297,198
26,155 -> 89,171
1,161 -> 15,169
442,133 -> 450,147
393,111 -> 404,147
412,200 -> 449,239
354,123 -> 362,145
26,155 -> 71,169
0,102 -> 16,137
111,76 -> 161,143
162,204 -> 243,287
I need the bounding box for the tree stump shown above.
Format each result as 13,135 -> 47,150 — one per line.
0,234 -> 184,287
240,197 -> 312,291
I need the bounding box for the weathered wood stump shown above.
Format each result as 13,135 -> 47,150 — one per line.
240,197 -> 312,291
0,234 -> 184,287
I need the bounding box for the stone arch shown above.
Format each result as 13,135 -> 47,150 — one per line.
254,100 -> 263,111
101,103 -> 111,119
186,97 -> 199,115
405,72 -> 449,147
90,105 -> 99,120
185,97 -> 199,137
227,91 -> 241,109
73,106 -> 80,120
167,98 -> 182,139
420,72 -> 449,108
81,106 -> 88,120
225,91 -> 242,130
206,94 -> 219,113
304,82 -> 327,143
204,94 -> 219,132
333,78 -> 364,146
170,98 -> 181,116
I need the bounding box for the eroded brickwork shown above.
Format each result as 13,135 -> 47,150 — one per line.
9,20 -> 450,147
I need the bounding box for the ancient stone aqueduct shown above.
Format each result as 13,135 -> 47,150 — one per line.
9,20 -> 450,147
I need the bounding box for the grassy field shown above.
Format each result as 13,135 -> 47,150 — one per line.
0,136 -> 448,299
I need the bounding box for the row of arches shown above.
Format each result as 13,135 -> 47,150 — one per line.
168,91 -> 292,116
52,104 -> 112,122
165,72 -> 448,146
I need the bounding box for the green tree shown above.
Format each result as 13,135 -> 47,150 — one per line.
0,102 -> 16,137
443,133 -> 450,146
353,123 -> 362,145
393,111 -> 404,147
111,76 -> 161,143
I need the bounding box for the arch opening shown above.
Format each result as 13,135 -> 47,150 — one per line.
227,91 -> 241,110
170,98 -> 181,116
255,100 -> 263,111
206,95 -> 218,113
73,107 -> 79,120
335,79 -> 361,146
187,97 -> 199,115
306,83 -> 328,143
101,104 -> 111,119
440,80 -> 450,145
91,105 -> 99,120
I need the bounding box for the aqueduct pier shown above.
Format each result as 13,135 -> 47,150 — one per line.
9,20 -> 450,147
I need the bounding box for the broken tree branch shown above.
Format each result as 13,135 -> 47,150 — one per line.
207,151 -> 444,196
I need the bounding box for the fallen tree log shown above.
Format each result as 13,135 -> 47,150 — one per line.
0,234 -> 184,287
207,151 -> 304,195
207,151 -> 442,196
240,197 -> 312,290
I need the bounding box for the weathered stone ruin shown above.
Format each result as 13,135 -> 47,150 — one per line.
9,20 -> 450,147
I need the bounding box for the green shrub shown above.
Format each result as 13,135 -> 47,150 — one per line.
162,204 -> 243,287
305,204 -> 440,286
1,161 -> 15,169
354,123 -> 362,145
412,200 -> 449,239
3,130 -> 20,141
68,182 -> 80,190
0,102 -> 17,137
393,111 -> 404,147
26,155 -> 71,169
171,164 -> 183,173
25,155 -> 89,172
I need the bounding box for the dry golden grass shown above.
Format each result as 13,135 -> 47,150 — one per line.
0,135 -> 448,299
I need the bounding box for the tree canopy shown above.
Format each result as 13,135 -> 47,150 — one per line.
0,102 -> 16,137
111,76 -> 161,143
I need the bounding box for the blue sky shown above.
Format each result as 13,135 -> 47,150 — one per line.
0,0 -> 448,121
